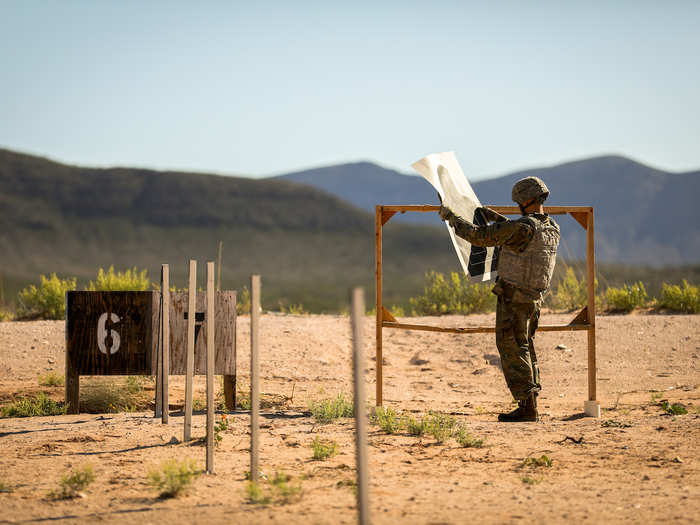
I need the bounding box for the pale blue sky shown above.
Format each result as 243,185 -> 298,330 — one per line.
2,1 -> 698,179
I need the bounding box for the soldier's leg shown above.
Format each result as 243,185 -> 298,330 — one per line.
528,306 -> 541,391
496,297 -> 539,401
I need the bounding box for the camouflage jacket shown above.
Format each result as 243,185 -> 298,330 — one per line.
446,211 -> 559,302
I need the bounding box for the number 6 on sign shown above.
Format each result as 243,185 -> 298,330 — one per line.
97,312 -> 121,355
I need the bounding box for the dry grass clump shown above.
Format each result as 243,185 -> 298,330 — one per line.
38,372 -> 64,387
79,376 -> 151,413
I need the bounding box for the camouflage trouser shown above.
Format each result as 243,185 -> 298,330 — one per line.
495,295 -> 541,401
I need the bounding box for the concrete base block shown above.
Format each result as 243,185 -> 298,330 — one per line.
584,400 -> 601,418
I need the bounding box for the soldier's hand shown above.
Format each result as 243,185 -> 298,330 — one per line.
477,206 -> 507,223
439,204 -> 454,222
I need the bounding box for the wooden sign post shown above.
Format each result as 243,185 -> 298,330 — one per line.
351,287 -> 370,525
206,262 -> 215,474
184,260 -> 196,442
161,264 -> 170,424
65,291 -> 157,414
250,274 -> 261,483
64,266 -> 236,416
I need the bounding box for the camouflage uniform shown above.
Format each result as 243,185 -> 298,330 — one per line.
446,212 -> 560,402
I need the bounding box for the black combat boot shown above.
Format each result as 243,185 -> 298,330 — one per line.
498,393 -> 538,422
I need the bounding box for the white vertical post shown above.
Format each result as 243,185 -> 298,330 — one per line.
184,260 -> 196,442
206,262 -> 215,474
250,274 -> 261,483
162,264 -> 170,424
351,287 -> 370,525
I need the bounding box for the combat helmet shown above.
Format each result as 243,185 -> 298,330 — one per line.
512,176 -> 550,206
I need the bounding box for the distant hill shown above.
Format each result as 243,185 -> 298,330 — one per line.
0,149 -> 458,311
274,156 -> 700,265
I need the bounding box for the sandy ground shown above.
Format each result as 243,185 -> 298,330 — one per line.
0,312 -> 699,524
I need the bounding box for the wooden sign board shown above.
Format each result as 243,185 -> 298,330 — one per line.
169,291 -> 236,375
66,291 -> 157,375
66,291 -> 236,376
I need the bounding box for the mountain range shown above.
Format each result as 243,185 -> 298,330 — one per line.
0,148 -> 455,310
1,148 -> 697,311
275,155 -> 700,264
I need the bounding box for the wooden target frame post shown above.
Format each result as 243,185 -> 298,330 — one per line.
375,204 -> 600,418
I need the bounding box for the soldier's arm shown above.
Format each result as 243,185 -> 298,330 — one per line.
443,210 -> 533,249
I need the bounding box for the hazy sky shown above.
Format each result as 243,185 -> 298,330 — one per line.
2,1 -> 699,179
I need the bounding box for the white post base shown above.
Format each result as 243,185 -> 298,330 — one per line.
584,400 -> 600,418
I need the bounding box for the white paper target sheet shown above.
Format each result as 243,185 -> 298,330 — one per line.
411,151 -> 499,282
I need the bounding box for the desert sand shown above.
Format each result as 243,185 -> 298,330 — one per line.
1,312 -> 699,524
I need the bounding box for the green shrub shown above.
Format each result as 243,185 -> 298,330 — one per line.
87,266 -> 150,291
245,481 -> 271,504
521,476 -> 542,485
213,414 -> 229,444
658,280 -> 700,313
309,393 -> 354,423
17,274 -> 76,320
605,282 -> 648,312
270,472 -> 302,503
245,472 -> 301,505
522,455 -> 553,468
1,392 -> 67,417
0,309 -> 14,322
660,401 -> 687,415
372,406 -> 403,434
48,464 -> 95,499
409,271 -> 495,315
148,458 -> 200,498
424,411 -> 457,444
278,301 -> 307,314
311,436 -> 338,460
455,426 -> 485,448
237,286 -> 251,315
405,414 -> 429,436
549,267 -> 587,311
38,372 -> 65,387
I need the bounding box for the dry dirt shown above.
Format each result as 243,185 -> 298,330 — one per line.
1,313 -> 699,524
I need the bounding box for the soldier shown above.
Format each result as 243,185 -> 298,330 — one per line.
439,177 -> 560,422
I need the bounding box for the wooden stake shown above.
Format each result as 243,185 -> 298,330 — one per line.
65,293 -> 79,415
351,287 -> 370,525
206,262 -> 215,473
162,264 -> 170,424
584,209 -> 600,417
224,286 -> 237,411
184,260 -> 196,442
216,241 -> 223,291
155,286 -> 163,419
375,206 -> 383,406
250,274 -> 261,483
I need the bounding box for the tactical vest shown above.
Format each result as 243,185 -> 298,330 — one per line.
498,215 -> 560,297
